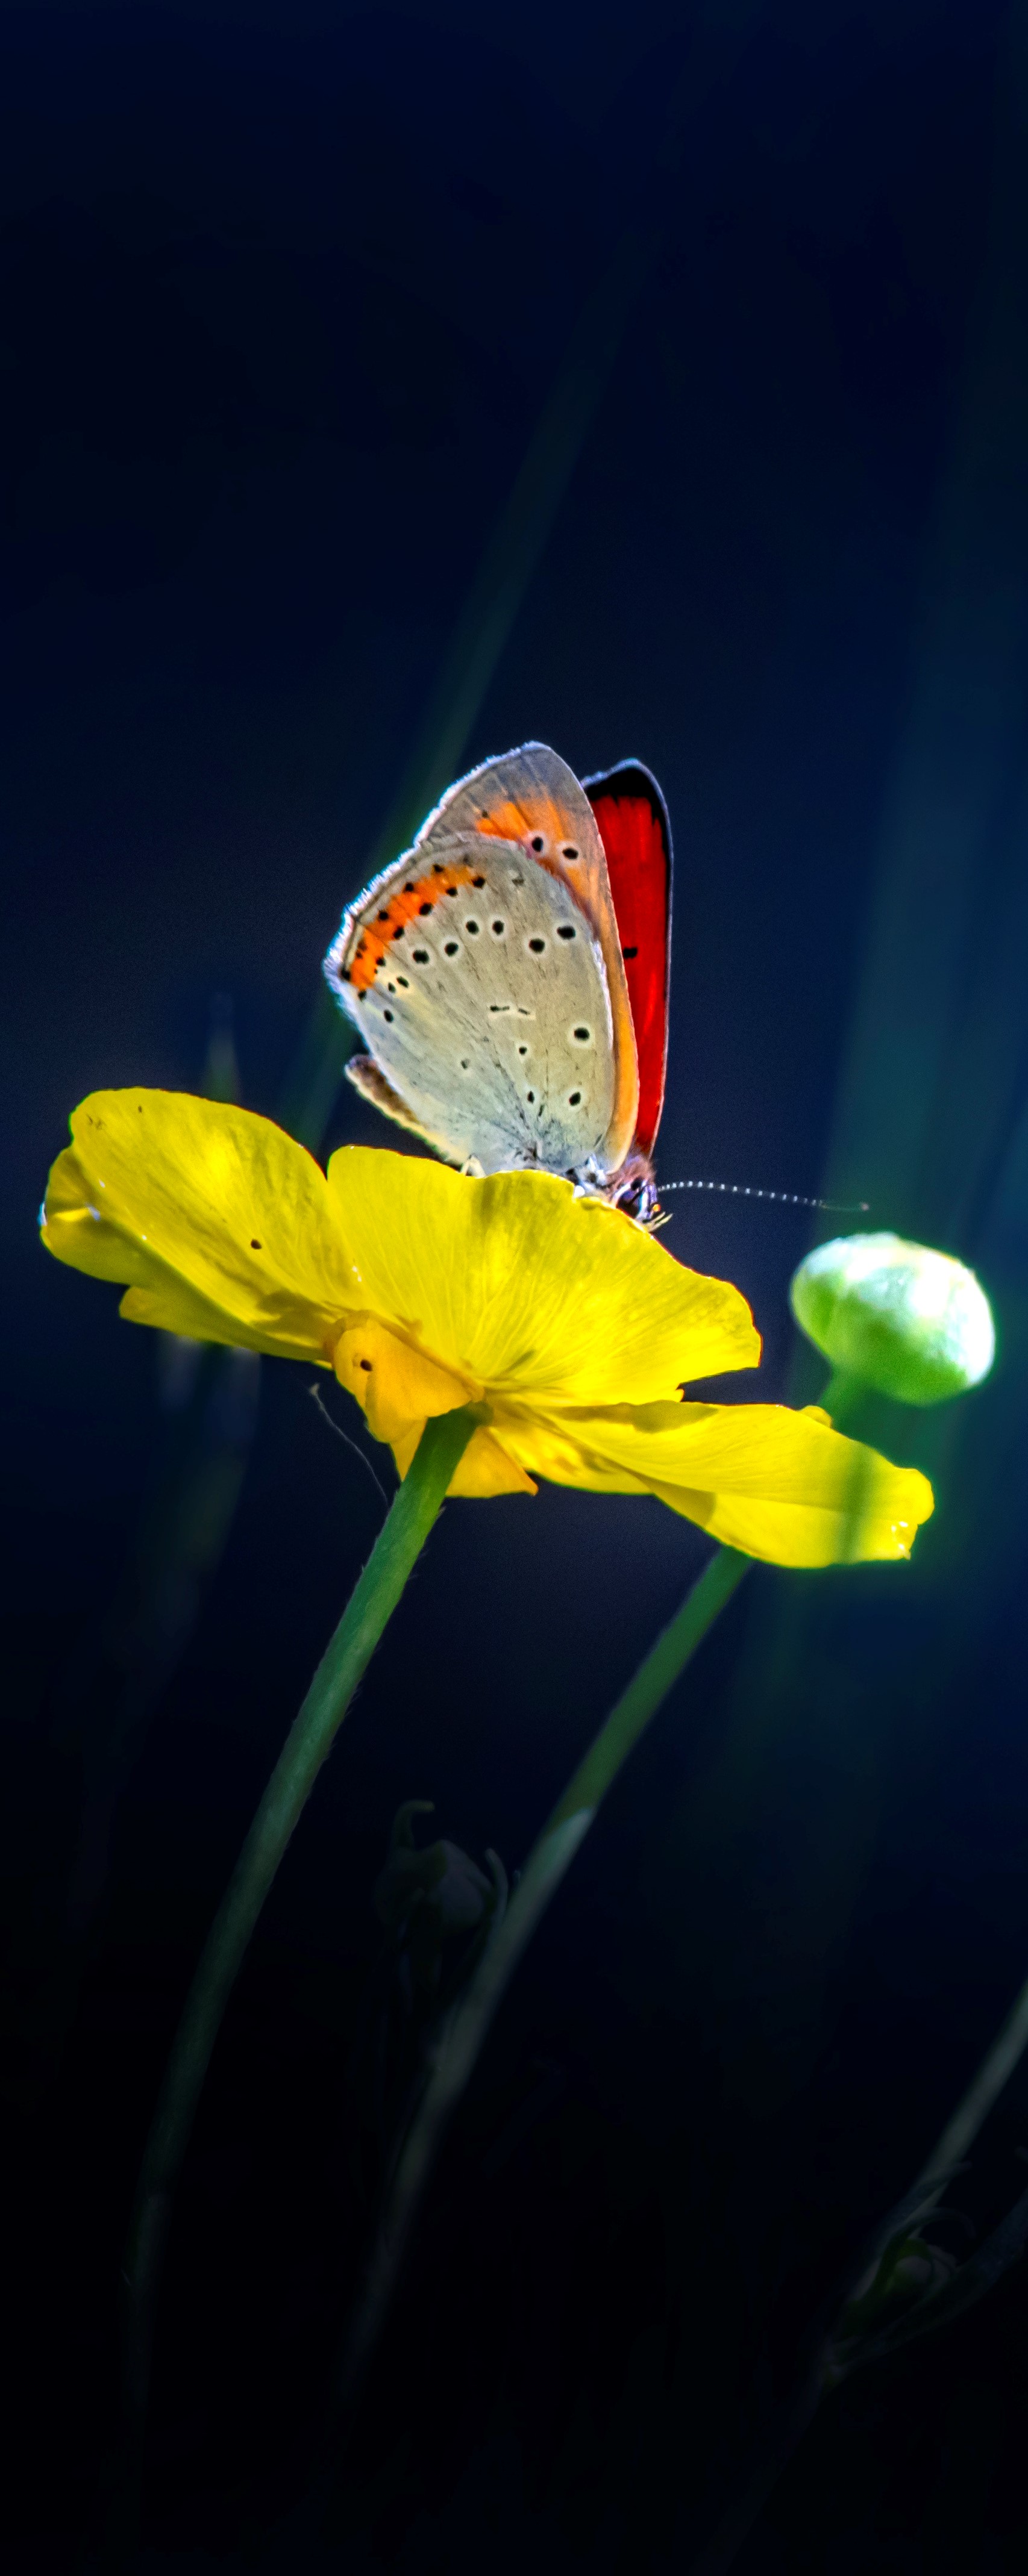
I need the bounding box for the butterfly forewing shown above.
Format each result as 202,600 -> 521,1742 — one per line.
326,832 -> 615,1175
416,743 -> 638,1171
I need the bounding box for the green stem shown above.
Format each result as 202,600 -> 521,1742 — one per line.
336,1543 -> 751,2409
816,1366 -> 867,1432
111,1404 -> 478,2560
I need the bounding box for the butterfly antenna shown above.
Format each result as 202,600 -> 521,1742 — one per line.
659,1180 -> 870,1214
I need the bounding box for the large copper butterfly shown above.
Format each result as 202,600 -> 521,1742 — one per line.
324,743 -> 672,1220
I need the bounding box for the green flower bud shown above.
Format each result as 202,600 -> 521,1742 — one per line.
790,1232 -> 995,1406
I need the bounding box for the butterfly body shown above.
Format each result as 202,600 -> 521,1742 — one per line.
325,743 -> 672,1218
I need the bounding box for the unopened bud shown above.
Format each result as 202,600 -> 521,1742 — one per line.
374,1801 -> 495,1936
791,1232 -> 995,1406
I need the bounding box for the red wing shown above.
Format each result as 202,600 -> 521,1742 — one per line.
584,761 -> 672,1160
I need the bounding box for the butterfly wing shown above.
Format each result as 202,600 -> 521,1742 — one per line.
325,832 -> 615,1176
343,1054 -> 439,1146
584,760 -> 672,1161
416,743 -> 639,1174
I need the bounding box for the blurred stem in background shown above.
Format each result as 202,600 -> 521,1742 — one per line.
277,221 -> 653,1152
1,1001 -> 260,2104
110,1405 -> 480,2566
687,1918 -> 1028,2576
63,1004 -> 254,1949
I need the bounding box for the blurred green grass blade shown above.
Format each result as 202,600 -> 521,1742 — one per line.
278,223 -> 654,1151
63,1345 -> 262,1935
820,10 -> 1028,1252
111,1407 -> 479,2562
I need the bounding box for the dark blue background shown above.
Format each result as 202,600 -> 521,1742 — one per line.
3,3 -> 1028,2566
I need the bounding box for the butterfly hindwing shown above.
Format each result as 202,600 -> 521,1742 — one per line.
325,831 -> 615,1175
584,760 -> 672,1161
343,1054 -> 438,1146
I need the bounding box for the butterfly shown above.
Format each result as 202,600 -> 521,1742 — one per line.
324,742 -> 672,1221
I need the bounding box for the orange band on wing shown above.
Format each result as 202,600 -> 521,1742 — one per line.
472,796 -> 578,855
346,861 -> 480,993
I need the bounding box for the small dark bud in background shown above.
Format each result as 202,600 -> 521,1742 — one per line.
372,1800 -> 506,2007
348,1805 -> 507,2179
374,1799 -> 496,1936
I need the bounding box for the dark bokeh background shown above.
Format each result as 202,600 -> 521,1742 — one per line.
4,2 -> 1028,2567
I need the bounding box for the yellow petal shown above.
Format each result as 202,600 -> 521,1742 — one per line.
324,1148 -> 759,1403
119,1280 -> 327,1364
334,1314 -> 479,1446
46,1143 -> 314,1357
648,1480 -> 927,1565
493,1399 -> 933,1566
387,1419 -> 536,1495
448,1430 -> 538,1497
489,1405 -> 650,1496
42,1092 -> 359,1361
44,1143 -> 184,1293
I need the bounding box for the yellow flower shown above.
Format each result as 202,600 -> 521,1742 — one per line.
41,1091 -> 933,1568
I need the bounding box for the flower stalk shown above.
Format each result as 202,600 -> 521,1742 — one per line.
111,1403 -> 480,2556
